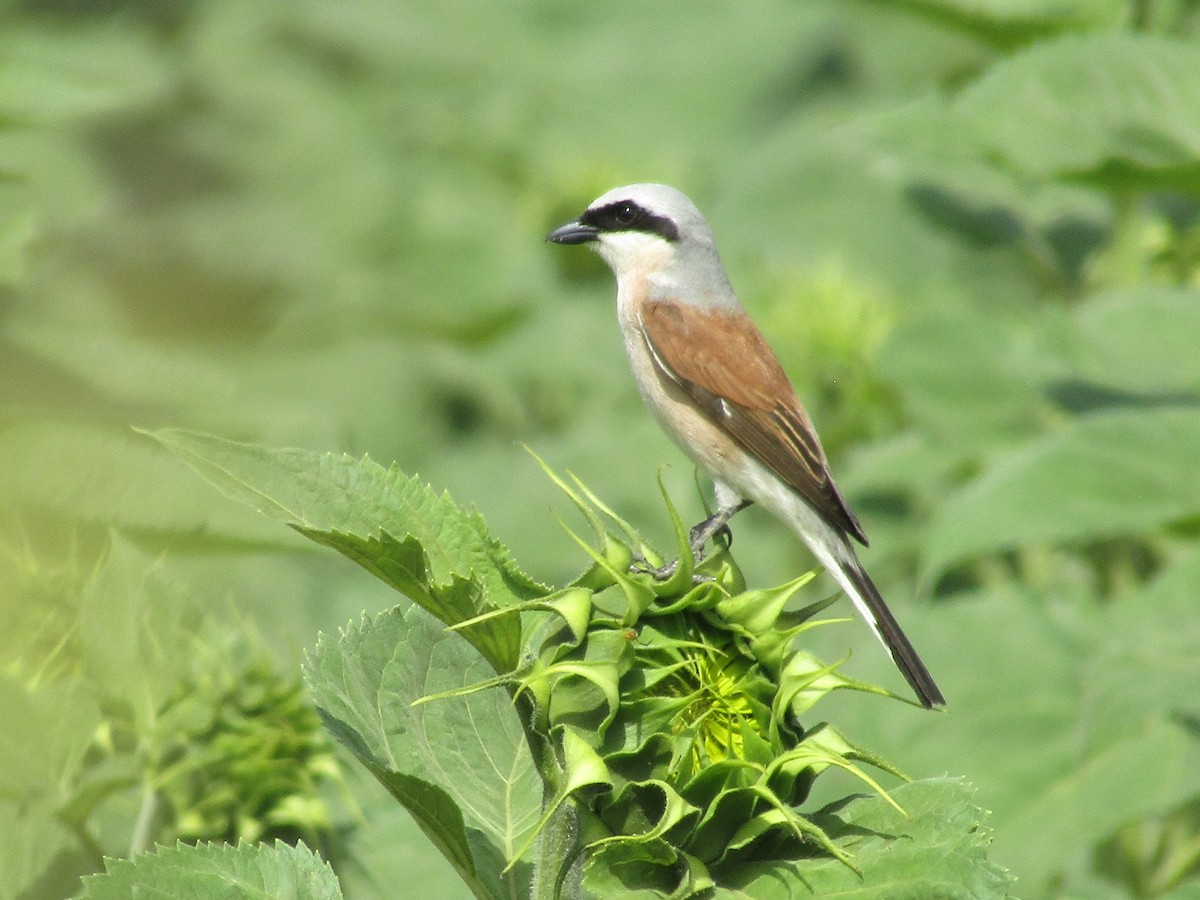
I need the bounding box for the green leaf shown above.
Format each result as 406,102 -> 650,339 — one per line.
833,566 -> 1200,893
870,0 -> 1123,49
879,308 -> 1053,447
78,536 -> 199,730
0,799 -> 91,900
1058,286 -> 1200,396
0,423 -> 291,550
146,428 -> 540,594
148,429 -> 547,671
305,604 -> 539,900
982,553 -> 1200,886
994,717 -> 1199,893
922,407 -> 1200,584
957,33 -> 1200,184
2,26 -> 173,121
79,840 -> 342,899
0,675 -> 102,800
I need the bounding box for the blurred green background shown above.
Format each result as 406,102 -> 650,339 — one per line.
4,1 -> 1200,897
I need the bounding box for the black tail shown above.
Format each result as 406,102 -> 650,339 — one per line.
835,550 -> 945,709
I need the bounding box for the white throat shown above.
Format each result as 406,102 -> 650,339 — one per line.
593,231 -> 676,283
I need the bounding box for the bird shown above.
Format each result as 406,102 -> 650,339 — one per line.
546,183 -> 945,708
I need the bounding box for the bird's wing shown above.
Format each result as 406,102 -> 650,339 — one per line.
639,298 -> 868,545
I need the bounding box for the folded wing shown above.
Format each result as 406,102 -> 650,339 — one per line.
639,299 -> 868,546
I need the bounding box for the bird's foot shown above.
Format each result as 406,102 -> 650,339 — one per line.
629,552 -> 677,580
628,501 -> 751,584
629,550 -> 715,584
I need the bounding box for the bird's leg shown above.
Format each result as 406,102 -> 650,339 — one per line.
687,499 -> 752,558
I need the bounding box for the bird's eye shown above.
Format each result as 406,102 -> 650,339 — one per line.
613,203 -> 639,227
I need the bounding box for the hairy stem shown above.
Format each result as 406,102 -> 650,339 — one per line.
531,798 -> 581,900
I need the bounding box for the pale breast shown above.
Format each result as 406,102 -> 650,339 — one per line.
616,283 -> 750,488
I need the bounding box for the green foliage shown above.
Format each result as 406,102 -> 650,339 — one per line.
922,407 -> 1200,582
308,604 -> 539,900
157,434 -> 1008,896
956,32 -> 1200,183
80,840 -> 342,900
4,0 -> 1200,897
0,535 -> 347,899
148,645 -> 341,847
835,552 -> 1200,896
149,428 -> 545,672
690,780 -> 1009,899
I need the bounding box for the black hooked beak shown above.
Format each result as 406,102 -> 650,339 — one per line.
546,220 -> 599,245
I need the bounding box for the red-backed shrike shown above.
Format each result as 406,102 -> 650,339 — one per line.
547,183 -> 944,708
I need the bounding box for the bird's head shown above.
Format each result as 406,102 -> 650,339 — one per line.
547,183 -> 731,298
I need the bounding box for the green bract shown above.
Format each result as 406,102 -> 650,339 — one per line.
436,460 -> 908,888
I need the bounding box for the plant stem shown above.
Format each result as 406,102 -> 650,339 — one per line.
531,798 -> 581,900
130,778 -> 159,857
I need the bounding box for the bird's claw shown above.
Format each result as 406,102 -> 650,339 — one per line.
629,551 -> 714,584
629,552 -> 677,580
628,507 -> 744,585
